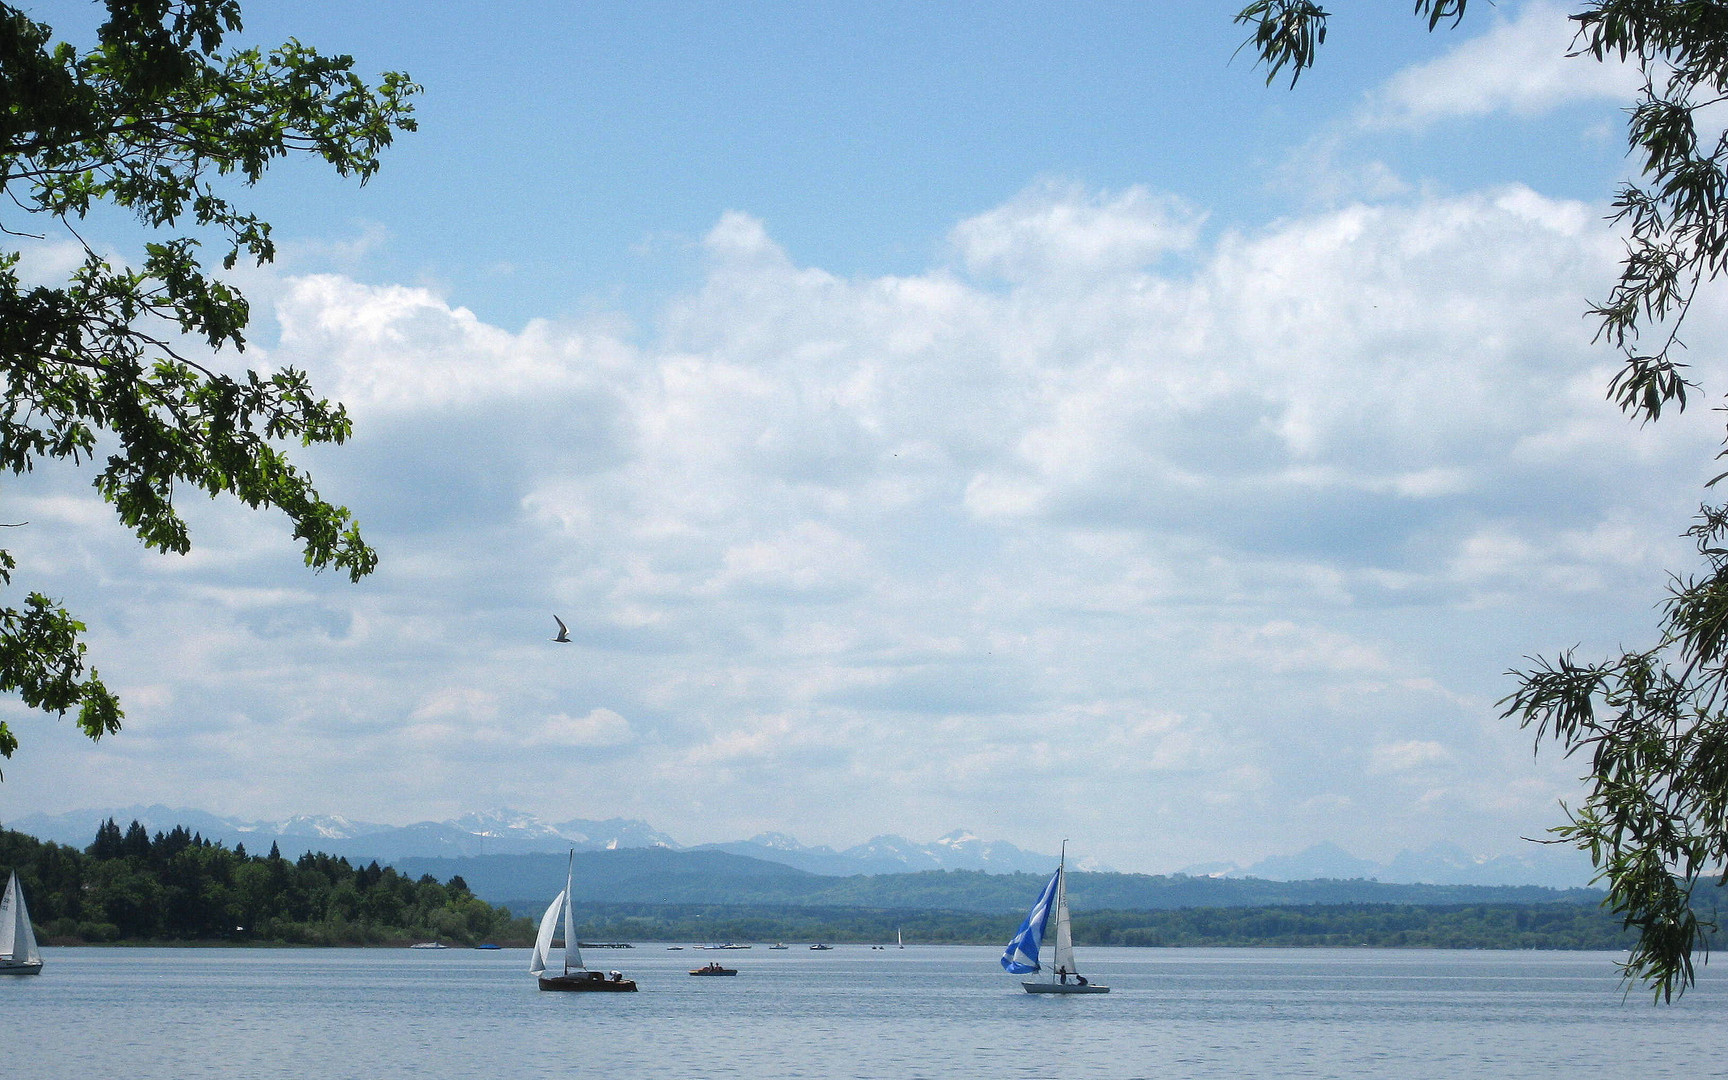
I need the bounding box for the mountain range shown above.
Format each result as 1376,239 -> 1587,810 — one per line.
2,806 -> 1063,875
1180,840 -> 1596,889
2,806 -> 1596,887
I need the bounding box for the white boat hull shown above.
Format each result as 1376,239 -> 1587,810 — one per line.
1023,980 -> 1109,994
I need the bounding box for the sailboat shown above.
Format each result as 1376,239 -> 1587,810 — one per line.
0,871 -> 43,975
897,926 -> 903,949
1001,843 -> 1108,994
531,852 -> 636,992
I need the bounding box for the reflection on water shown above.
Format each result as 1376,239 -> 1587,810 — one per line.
5,946 -> 1719,1080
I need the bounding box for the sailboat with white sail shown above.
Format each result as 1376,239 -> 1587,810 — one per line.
0,871 -> 43,975
1000,843 -> 1107,994
531,852 -> 636,992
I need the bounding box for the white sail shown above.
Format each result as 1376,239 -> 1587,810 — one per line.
1051,862 -> 1075,977
1,872 -> 39,966
529,888 -> 566,976
0,873 -> 15,959
561,851 -> 583,973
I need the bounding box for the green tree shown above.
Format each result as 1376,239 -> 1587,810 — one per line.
1237,0 -> 1728,1000
0,0 -> 417,770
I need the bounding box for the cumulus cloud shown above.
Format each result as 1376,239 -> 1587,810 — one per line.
1365,1 -> 1642,128
951,180 -> 1205,281
5,179 -> 1713,870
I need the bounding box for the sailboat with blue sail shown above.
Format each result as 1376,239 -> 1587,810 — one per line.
1001,843 -> 1108,994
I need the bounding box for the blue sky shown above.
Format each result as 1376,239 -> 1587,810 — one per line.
2,1 -> 1715,875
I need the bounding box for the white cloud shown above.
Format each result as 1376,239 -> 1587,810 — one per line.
951,180 -> 1204,281
534,708 -> 634,748
1366,1 -> 1642,128
4,180 -> 1709,871
1369,740 -> 1453,775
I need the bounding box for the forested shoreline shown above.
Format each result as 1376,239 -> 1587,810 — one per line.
0,823 -> 533,946
0,823 -> 1664,950
487,899 -> 1637,950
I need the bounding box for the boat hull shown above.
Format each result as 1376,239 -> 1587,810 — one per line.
0,959 -> 43,976
1023,981 -> 1109,994
538,972 -> 637,992
689,968 -> 737,976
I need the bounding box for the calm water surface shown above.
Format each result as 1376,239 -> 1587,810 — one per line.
6,945 -> 1721,1079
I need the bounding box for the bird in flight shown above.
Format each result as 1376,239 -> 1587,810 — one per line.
553,615 -> 571,643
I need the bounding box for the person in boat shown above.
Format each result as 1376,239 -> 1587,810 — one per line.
611,970 -> 623,981
1076,975 -> 1088,986
1056,966 -> 1069,984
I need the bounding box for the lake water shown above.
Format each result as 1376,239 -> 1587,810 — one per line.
6,946 -> 1721,1079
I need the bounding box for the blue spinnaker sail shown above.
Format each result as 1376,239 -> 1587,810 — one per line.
1000,867 -> 1061,974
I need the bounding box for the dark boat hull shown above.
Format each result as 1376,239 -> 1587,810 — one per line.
1022,981 -> 1109,994
538,972 -> 637,992
689,968 -> 737,976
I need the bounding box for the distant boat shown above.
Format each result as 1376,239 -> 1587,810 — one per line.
475,943 -> 503,950
809,943 -> 832,951
0,872 -> 42,975
897,927 -> 904,949
532,851 -> 637,992
1002,843 -> 1108,994
408,941 -> 448,949
666,946 -> 685,951
577,941 -> 634,949
689,962 -> 737,976
769,943 -> 788,950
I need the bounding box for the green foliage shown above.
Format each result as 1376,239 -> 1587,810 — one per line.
0,821 -> 531,946
0,0 -> 417,768
1237,0 -> 1728,1001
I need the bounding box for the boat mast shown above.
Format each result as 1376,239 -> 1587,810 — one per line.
1055,839 -> 1067,985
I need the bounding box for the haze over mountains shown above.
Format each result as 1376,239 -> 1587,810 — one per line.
1182,841 -> 1595,890
4,807 -> 1062,875
4,807 -> 1595,888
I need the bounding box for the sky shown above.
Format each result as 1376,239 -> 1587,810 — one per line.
1,1 -> 1720,874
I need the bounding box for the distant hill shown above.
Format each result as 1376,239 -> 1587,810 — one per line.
392,848 -> 1609,916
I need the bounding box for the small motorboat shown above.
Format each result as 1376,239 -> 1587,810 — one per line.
689,962 -> 737,976
809,943 -> 832,951
769,943 -> 789,950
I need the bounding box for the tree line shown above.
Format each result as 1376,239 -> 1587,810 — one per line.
0,822 -> 532,946
508,899 -> 1642,951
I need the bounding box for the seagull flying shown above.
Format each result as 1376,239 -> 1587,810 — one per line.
552,615 -> 571,643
